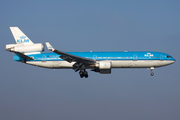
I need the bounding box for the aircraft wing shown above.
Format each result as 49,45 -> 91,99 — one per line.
45,42 -> 96,65
14,52 -> 34,60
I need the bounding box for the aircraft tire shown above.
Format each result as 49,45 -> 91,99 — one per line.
151,72 -> 154,76
85,74 -> 88,78
80,75 -> 84,78
79,71 -> 84,78
84,71 -> 88,78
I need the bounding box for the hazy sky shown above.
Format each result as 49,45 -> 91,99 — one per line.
1,0 -> 180,120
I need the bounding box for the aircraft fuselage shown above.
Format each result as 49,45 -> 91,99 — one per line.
14,51 -> 175,69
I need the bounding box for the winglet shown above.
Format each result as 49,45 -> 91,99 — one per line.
45,42 -> 55,51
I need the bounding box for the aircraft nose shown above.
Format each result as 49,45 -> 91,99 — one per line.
172,58 -> 176,64
167,59 -> 175,66
173,57 -> 176,62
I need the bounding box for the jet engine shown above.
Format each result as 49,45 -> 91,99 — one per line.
6,43 -> 44,53
93,61 -> 111,74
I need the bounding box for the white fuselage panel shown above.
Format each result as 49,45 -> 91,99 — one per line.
26,60 -> 175,69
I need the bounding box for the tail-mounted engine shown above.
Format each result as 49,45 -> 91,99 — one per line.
6,43 -> 44,53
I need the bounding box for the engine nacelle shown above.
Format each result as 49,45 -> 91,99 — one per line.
96,61 -> 111,74
6,43 -> 44,53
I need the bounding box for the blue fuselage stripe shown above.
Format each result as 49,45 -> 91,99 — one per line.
13,51 -> 175,61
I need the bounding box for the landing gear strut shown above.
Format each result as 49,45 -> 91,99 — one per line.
79,70 -> 88,78
150,67 -> 154,76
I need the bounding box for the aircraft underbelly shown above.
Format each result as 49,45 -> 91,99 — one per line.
26,61 -> 75,69
111,60 -> 173,68
26,60 -> 174,69
111,60 -> 156,68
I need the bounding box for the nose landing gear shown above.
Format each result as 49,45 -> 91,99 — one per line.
150,67 -> 154,76
79,70 -> 88,78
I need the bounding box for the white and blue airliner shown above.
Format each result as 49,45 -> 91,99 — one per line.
6,27 -> 175,78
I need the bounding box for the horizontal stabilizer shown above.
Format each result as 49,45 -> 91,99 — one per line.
15,52 -> 34,60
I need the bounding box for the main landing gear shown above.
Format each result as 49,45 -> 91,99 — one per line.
79,70 -> 88,78
150,67 -> 154,76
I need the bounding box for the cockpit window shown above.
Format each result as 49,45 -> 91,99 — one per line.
167,56 -> 172,58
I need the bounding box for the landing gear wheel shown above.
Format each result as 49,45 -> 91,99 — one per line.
150,72 -> 154,76
85,74 -> 88,78
79,70 -> 88,78
79,71 -> 84,78
84,71 -> 88,78
150,67 -> 154,76
80,75 -> 84,78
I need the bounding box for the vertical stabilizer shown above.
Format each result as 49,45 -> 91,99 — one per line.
10,27 -> 34,45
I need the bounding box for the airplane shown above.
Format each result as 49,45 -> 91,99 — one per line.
6,27 -> 175,78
